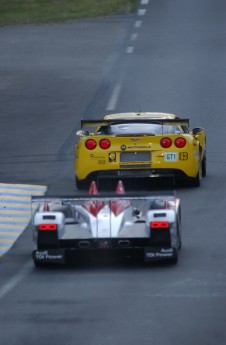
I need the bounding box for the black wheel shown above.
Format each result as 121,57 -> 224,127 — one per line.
190,151 -> 202,187
33,261 -> 46,268
190,172 -> 201,187
202,152 -> 207,177
75,177 -> 89,190
192,176 -> 200,187
169,252 -> 178,265
178,233 -> 182,250
170,256 -> 178,264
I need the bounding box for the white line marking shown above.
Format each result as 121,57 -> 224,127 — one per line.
134,20 -> 142,28
0,224 -> 26,229
130,33 -> 138,41
137,9 -> 146,16
141,0 -> 149,5
0,261 -> 33,299
151,293 -> 226,298
0,183 -> 47,191
126,46 -> 134,54
106,83 -> 122,111
0,231 -> 21,236
0,183 -> 47,257
0,239 -> 15,244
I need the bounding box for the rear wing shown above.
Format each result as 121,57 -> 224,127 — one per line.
32,192 -> 178,217
32,190 -> 176,202
80,118 -> 189,129
32,191 -> 180,240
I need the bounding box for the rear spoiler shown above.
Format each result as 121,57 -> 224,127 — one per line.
32,192 -> 176,204
32,194 -> 178,220
80,118 -> 189,128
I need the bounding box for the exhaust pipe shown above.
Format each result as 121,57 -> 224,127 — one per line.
78,240 -> 91,249
117,240 -> 131,248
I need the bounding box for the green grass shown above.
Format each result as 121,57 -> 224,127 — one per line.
0,0 -> 137,26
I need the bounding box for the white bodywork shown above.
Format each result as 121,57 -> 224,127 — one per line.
32,181 -> 181,265
32,196 -> 181,245
33,212 -> 65,232
73,204 -> 136,238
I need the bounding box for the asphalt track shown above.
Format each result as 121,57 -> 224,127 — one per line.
0,0 -> 226,344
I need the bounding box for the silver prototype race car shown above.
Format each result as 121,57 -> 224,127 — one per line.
32,181 -> 182,266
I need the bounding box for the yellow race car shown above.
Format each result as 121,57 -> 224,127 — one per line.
75,112 -> 206,189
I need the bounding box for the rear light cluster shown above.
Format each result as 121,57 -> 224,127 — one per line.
39,224 -> 57,231
160,137 -> 186,148
85,139 -> 111,150
85,137 -> 186,150
151,221 -> 169,229
85,139 -> 97,150
160,138 -> 172,148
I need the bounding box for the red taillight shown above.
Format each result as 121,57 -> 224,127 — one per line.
85,139 -> 97,150
39,224 -> 57,231
174,137 -> 186,148
151,221 -> 169,229
99,139 -> 111,149
160,137 -> 172,148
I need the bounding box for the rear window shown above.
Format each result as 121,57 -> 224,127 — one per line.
98,123 -> 181,135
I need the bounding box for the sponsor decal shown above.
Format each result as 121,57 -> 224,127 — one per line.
164,152 -> 178,162
121,143 -> 152,150
145,248 -> 175,261
34,250 -> 65,263
179,152 -> 188,160
128,145 -> 151,149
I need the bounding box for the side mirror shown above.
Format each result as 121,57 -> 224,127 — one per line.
192,127 -> 204,135
76,130 -> 89,136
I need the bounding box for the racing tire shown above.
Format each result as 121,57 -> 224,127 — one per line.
34,260 -> 60,268
202,152 -> 207,177
169,250 -> 179,264
190,172 -> 201,187
33,261 -> 46,268
190,151 -> 202,187
170,256 -> 178,265
178,234 -> 182,250
75,177 -> 89,190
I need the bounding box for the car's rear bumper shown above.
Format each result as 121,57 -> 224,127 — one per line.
32,246 -> 178,265
97,168 -> 188,179
77,168 -> 192,188
87,168 -> 189,179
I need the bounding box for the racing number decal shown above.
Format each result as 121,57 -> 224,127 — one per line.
164,152 -> 178,162
179,152 -> 188,160
164,152 -> 188,161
